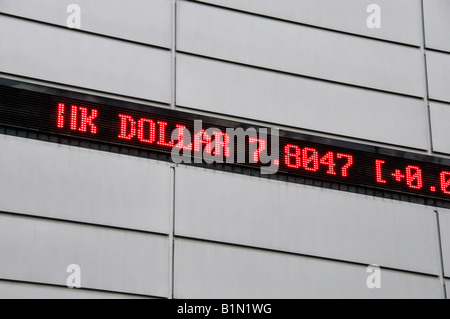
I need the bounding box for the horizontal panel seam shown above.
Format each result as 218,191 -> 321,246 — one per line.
426,47 -> 450,56
181,0 -> 422,49
0,72 -> 172,108
429,99 -> 450,106
176,51 -> 425,100
175,103 -> 429,153
0,278 -> 165,298
175,235 -> 441,278
0,12 -> 172,51
0,210 -> 170,237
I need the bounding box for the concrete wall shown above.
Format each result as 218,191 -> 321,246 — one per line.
0,0 -> 448,298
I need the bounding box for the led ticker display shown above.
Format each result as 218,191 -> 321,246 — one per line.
279,140 -> 450,200
2,79 -> 450,202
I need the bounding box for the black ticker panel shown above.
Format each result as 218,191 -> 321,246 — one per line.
2,78 -> 450,202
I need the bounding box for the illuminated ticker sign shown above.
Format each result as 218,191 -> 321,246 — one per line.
1,79 -> 450,202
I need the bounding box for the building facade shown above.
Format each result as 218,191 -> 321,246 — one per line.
0,0 -> 449,298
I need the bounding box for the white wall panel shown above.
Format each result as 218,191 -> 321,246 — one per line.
195,0 -> 422,46
0,214 -> 169,297
175,166 -> 440,275
427,51 -> 450,103
177,1 -> 424,96
0,135 -> 172,234
423,0 -> 450,52
174,239 -> 443,299
0,281 -> 149,299
0,0 -> 172,48
177,54 -> 429,150
0,15 -> 171,102
438,209 -> 450,278
430,102 -> 450,154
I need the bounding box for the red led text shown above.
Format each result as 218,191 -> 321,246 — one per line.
283,144 -> 353,177
57,103 -> 98,134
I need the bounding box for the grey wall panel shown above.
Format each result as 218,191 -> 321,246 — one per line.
0,135 -> 172,234
0,214 -> 169,297
177,54 -> 429,150
430,102 -> 450,154
174,239 -> 443,299
194,0 -> 423,46
0,0 -> 172,48
423,0 -> 450,52
0,281 -> 150,299
0,15 -> 171,102
177,1 -> 424,97
175,166 -> 440,275
427,51 -> 450,103
438,209 -> 450,277
447,280 -> 450,297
